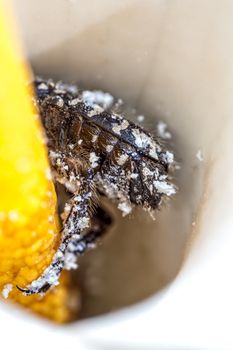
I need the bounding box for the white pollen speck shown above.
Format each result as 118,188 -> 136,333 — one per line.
132,128 -> 160,160
132,128 -> 144,147
162,151 -> 174,164
64,253 -> 78,270
106,145 -> 114,153
81,90 -> 114,109
130,173 -> 138,179
157,121 -> 172,139
112,120 -> 129,135
56,158 -> 62,166
48,215 -> 53,223
112,124 -> 122,134
121,120 -> 129,129
153,180 -> 176,196
89,152 -> 99,168
56,97 -> 64,107
38,83 -> 48,90
78,139 -> 83,145
47,271 -> 59,285
2,284 -> 13,299
77,217 -> 90,230
149,149 -> 157,159
55,251 -> 64,259
118,202 -> 132,216
74,195 -> 82,202
88,105 -> 104,117
196,149 -> 204,161
142,166 -> 154,178
69,98 -> 80,106
49,150 -> 60,160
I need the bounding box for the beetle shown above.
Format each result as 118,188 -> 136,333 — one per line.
17,78 -> 175,295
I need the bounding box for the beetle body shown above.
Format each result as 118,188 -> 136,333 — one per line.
17,78 -> 175,295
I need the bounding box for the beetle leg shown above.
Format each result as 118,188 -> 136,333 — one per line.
17,170 -> 95,295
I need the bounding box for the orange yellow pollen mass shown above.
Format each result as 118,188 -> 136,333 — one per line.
0,1 -> 79,322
